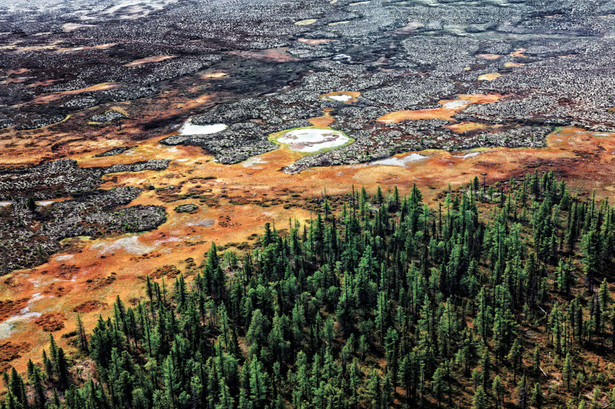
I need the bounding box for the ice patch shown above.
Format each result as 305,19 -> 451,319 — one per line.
276,128 -> 351,153
92,235 -> 155,255
179,120 -> 228,136
371,153 -> 427,167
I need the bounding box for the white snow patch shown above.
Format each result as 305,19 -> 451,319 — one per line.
179,120 -> 227,136
442,100 -> 470,109
0,201 -> 12,207
371,153 -> 427,167
325,94 -> 352,102
92,235 -> 154,255
277,128 -> 351,153
0,293 -> 46,340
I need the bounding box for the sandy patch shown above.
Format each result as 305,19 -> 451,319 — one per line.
477,54 -> 501,60
295,19 -> 317,25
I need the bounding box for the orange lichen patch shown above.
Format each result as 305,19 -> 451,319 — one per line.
478,73 -> 501,81
298,38 -> 336,46
504,62 -> 525,68
320,91 -> 361,104
378,93 -> 505,124
0,82 -> 216,167
227,48 -> 299,63
29,83 -> 119,105
73,301 -> 108,313
476,54 -> 501,60
34,312 -> 66,332
510,48 -> 527,58
308,109 -> 336,127
445,122 -> 501,133
125,55 -> 176,67
3,126 -> 615,375
201,72 -> 228,79
0,342 -> 30,373
378,107 -> 456,123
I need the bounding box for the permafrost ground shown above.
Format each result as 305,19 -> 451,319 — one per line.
2,0 -> 615,375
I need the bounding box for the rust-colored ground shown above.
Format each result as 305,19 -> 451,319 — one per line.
28,83 -> 119,105
378,93 -> 505,123
0,83 -> 614,380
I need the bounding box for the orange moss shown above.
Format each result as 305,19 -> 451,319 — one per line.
445,122 -> 501,133
308,109 -> 336,127
378,93 -> 505,124
2,119 -> 615,377
478,73 -> 501,81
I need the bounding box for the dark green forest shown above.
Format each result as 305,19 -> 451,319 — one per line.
4,172 -> 615,409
